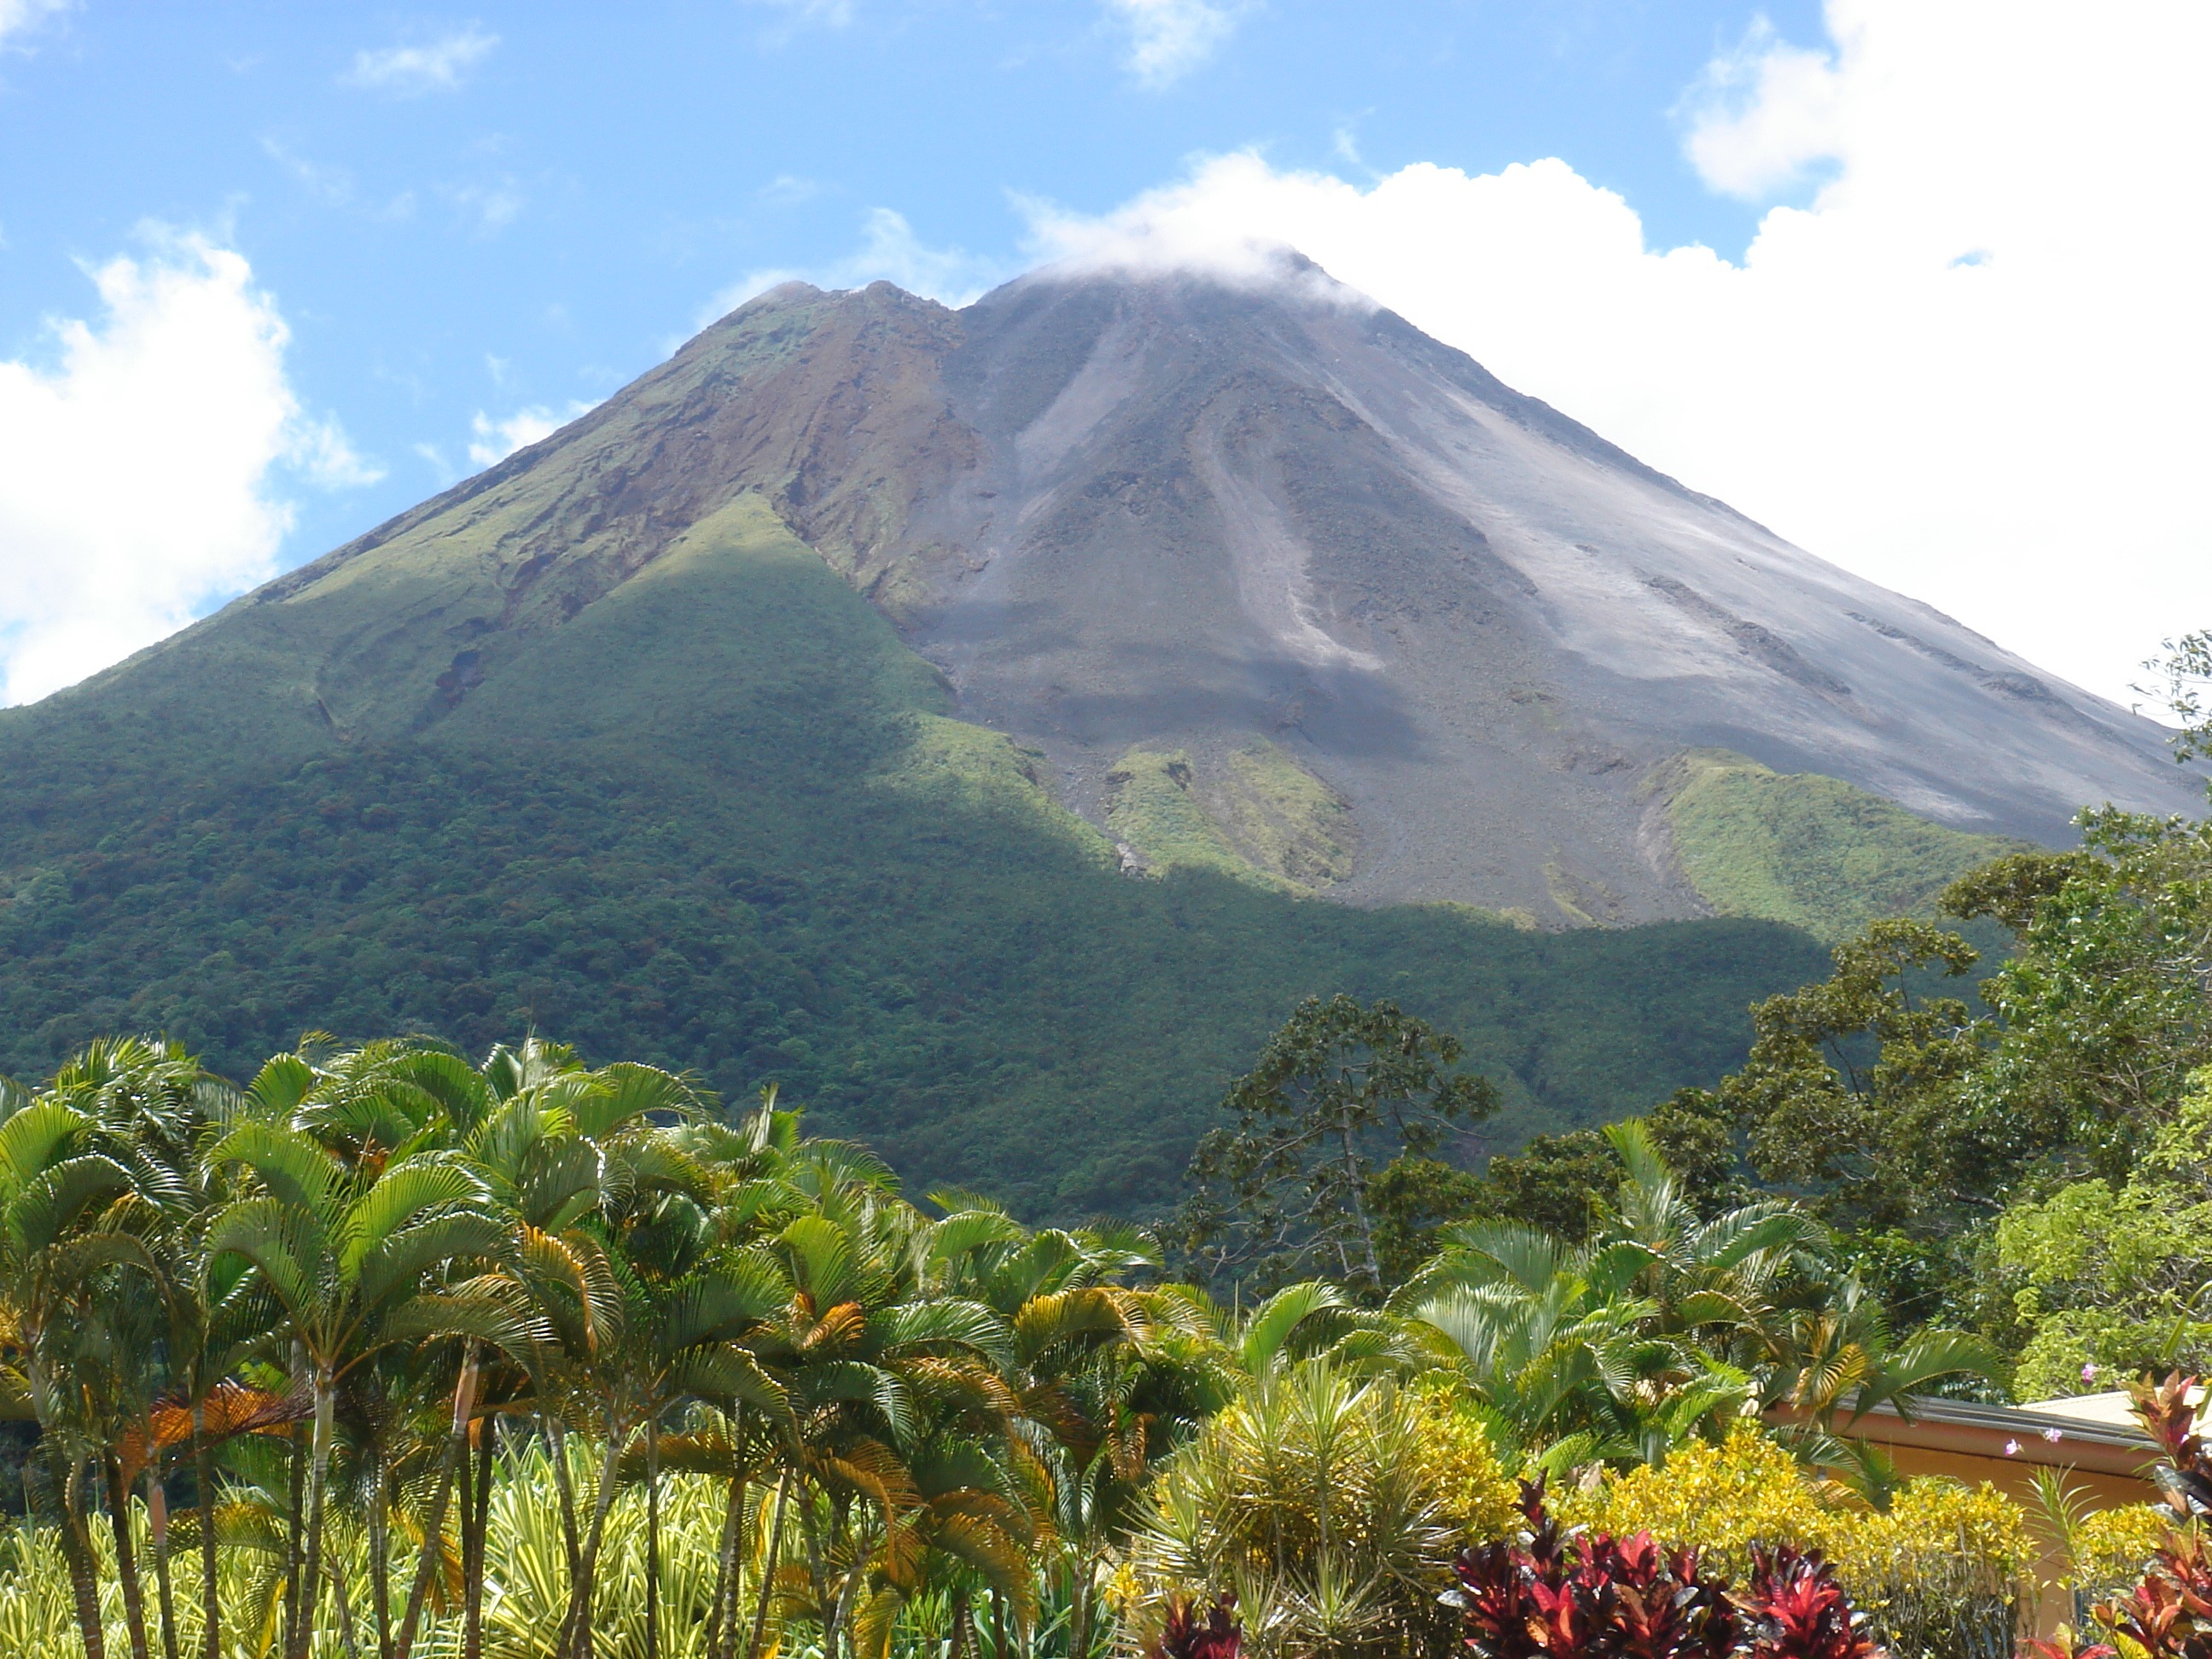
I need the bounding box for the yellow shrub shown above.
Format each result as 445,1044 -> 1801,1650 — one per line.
1553,1431 -> 2037,1615
1406,1384 -> 1521,1545
1554,1428 -> 1843,1577
1836,1479 -> 2035,1592
2073,1505 -> 2176,1593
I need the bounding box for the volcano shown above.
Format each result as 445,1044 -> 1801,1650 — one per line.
196,251 -> 2184,924
0,252 -> 2186,1206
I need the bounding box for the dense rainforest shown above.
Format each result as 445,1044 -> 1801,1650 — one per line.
0,503 -> 1831,1218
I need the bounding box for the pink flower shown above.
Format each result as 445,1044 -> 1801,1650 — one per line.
2083,1363 -> 2100,1383
2004,1439 -> 2021,1456
2043,1428 -> 2064,1442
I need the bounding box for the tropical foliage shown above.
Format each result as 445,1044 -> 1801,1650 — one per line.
0,1016 -> 2195,1659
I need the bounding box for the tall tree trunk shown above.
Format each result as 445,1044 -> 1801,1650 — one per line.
547,1417 -> 582,1583
645,1413 -> 662,1659
800,1493 -> 829,1659
991,1587 -> 1006,1659
295,1368 -> 335,1659
104,1451 -> 154,1659
148,1468 -> 179,1659
325,1552 -> 365,1659
708,1420 -> 748,1659
283,1412 -> 306,1659
193,1402 -> 219,1659
463,1419 -> 493,1659
743,1470 -> 794,1659
368,1443 -> 392,1659
393,1342 -> 480,1659
1068,1574 -> 1091,1659
947,1592 -> 971,1659
454,1424 -> 475,1653
1340,1120 -> 1382,1293
45,1441 -> 107,1659
826,1513 -> 865,1659
556,1417 -> 628,1659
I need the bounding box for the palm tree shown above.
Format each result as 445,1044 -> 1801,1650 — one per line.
1755,1272 -> 2001,1498
1393,1134 -> 1801,1468
0,1068 -> 180,1659
200,1103 -> 516,1659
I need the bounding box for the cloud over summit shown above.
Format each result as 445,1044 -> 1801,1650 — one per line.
1015,0 -> 2212,706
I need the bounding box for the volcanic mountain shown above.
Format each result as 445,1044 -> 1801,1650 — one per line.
0,253 -> 2188,1207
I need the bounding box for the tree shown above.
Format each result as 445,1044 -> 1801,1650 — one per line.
1369,1090 -> 1747,1278
1395,1130 -> 1996,1476
1948,818 -> 2212,1184
1707,919 -> 2011,1318
1989,1068 -> 2212,1399
1180,998 -> 1495,1299
201,1055 -> 522,1659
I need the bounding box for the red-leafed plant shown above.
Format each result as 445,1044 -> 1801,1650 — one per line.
1743,1545 -> 1876,1659
1148,1592 -> 1243,1659
1580,1530 -> 1742,1659
1446,1476 -> 1763,1659
1447,1478 -> 1575,1659
2047,1371 -> 2212,1659
2090,1529 -> 2212,1659
2133,1373 -> 2212,1523
2017,1638 -> 2118,1659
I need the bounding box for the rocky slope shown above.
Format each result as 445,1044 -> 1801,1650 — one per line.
109,255 -> 2191,928
169,252 -> 2186,925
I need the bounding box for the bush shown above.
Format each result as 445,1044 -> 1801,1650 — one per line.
1446,1478 -> 1877,1659
1118,1360 -> 1478,1659
1556,1425 -> 2037,1659
1556,1429 -> 1837,1580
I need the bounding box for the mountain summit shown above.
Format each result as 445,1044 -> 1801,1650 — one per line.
67,255 -> 2195,929
870,259 -> 2197,917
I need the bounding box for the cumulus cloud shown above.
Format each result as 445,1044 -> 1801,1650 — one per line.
1106,0 -> 1243,87
467,401 -> 593,469
1678,18 -> 1854,200
1018,0 -> 2212,706
345,25 -> 498,96
0,236 -> 380,706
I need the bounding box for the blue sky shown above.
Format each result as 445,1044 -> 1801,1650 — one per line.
1,1 -> 2205,708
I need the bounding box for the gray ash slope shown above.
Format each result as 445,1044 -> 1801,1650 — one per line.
131,251 -> 2185,928
758,256 -> 2193,920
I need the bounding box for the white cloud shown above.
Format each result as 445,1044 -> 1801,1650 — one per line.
345,25 -> 498,96
0,0 -> 70,48
1017,0 -> 2212,707
760,173 -> 821,206
468,401 -> 592,469
1105,0 -> 1243,87
701,207 -> 1007,327
0,236 -> 380,706
1678,17 -> 1852,200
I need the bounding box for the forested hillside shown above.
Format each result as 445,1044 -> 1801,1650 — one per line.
0,498 -> 1824,1214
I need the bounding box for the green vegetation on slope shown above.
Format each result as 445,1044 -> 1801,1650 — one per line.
0,501 -> 1828,1218
1103,739 -> 1359,890
1102,747 -> 1271,883
1209,739 -> 1359,886
1650,748 -> 2023,944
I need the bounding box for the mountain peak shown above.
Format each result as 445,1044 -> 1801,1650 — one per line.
61,255 -> 2203,922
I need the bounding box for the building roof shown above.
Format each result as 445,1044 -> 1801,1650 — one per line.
1777,1394 -> 2159,1479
